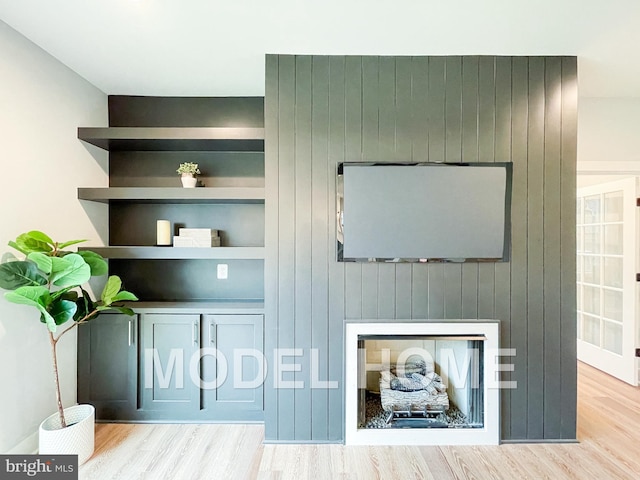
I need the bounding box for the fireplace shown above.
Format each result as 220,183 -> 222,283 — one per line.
345,322 -> 500,445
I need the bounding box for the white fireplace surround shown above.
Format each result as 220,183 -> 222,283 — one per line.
345,321 -> 500,445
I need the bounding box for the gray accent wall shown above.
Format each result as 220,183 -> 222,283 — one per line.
265,55 -> 577,442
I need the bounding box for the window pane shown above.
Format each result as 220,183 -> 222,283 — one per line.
582,285 -> 600,316
576,226 -> 583,253
576,284 -> 582,312
603,257 -> 623,288
584,226 -> 601,254
604,224 -> 623,255
576,197 -> 583,225
577,314 -> 583,341
604,191 -> 623,223
583,195 -> 601,224
602,321 -> 623,355
602,289 -> 623,322
582,256 -> 600,284
583,315 -> 600,347
576,255 -> 583,282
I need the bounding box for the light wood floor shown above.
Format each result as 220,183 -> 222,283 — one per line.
80,362 -> 640,479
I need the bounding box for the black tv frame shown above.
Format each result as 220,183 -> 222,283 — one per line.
336,162 -> 512,263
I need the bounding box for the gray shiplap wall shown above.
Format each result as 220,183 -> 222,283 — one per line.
265,55 -> 577,442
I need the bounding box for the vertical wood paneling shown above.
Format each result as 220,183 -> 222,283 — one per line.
276,55 -> 297,439
477,57 -> 497,319
310,56 -> 330,440
410,57 -> 430,320
395,58 -> 413,319
265,54 -> 577,443
360,56 -> 380,320
508,57 -> 530,439
560,57 -> 578,439
328,56 -> 347,440
443,57 -> 463,319
264,55 -> 279,440
377,58 -> 397,319
344,57 -> 363,321
526,57 -> 546,439
494,57 -> 513,440
461,57 -> 480,319
542,57 -> 563,439
427,58 -> 446,319
294,56 -> 313,440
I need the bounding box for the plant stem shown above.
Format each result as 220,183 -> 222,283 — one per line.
49,331 -> 66,428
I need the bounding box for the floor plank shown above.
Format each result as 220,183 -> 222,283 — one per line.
80,362 -> 640,479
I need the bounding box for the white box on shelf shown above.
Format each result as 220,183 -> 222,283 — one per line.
179,228 -> 218,238
173,236 -> 195,247
173,235 -> 221,248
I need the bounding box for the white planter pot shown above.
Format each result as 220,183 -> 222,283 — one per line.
181,174 -> 197,188
39,404 -> 95,465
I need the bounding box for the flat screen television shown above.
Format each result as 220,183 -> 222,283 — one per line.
337,162 -> 512,262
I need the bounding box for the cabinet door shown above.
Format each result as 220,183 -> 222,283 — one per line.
140,313 -> 201,417
201,314 -> 264,421
77,314 -> 137,420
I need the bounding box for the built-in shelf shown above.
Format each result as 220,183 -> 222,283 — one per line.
119,300 -> 265,314
79,246 -> 265,260
78,127 -> 265,151
78,187 -> 265,204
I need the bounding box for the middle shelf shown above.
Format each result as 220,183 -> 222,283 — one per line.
78,187 -> 265,204
79,246 -> 265,260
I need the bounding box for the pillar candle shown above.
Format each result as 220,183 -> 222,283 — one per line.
156,220 -> 171,246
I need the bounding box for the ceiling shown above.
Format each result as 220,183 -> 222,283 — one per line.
0,0 -> 638,97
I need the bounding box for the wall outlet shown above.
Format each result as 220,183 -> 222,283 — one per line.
217,264 -> 228,280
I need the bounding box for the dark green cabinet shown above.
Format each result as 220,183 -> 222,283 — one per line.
77,314 -> 137,420
201,314 -> 264,421
79,310 -> 264,422
139,313 -> 201,418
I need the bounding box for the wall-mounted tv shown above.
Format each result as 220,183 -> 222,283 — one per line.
337,162 -> 512,263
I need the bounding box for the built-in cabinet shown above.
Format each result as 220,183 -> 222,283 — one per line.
77,96 -> 265,422
79,310 -> 264,422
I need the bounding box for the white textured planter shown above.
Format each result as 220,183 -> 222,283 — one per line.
39,404 -> 95,465
181,174 -> 197,188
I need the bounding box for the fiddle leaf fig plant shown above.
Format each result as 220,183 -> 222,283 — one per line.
0,231 -> 138,428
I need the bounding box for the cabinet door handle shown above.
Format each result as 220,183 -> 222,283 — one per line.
209,323 -> 215,346
128,319 -> 132,347
193,323 -> 199,346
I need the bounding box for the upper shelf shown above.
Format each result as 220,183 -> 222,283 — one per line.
77,127 -> 265,151
79,246 -> 265,260
78,187 -> 265,204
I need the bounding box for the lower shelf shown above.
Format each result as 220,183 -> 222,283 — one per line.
80,246 -> 265,260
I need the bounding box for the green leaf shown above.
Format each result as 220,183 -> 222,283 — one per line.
51,254 -> 90,287
50,286 -> 75,302
74,288 -> 97,322
26,231 -> 54,245
112,306 -> 135,316
4,285 -> 50,307
15,232 -> 53,254
5,286 -> 56,331
77,251 -> 108,276
113,290 -> 138,302
101,275 -> 122,306
27,252 -> 53,274
48,299 -> 77,325
0,261 -> 47,290
57,239 -> 87,249
8,240 -> 28,255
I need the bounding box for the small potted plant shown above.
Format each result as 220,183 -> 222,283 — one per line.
0,231 -> 137,464
176,162 -> 201,188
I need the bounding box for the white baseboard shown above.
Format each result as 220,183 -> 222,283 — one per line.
6,430 -> 38,454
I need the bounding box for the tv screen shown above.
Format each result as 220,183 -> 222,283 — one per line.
338,162 -> 511,262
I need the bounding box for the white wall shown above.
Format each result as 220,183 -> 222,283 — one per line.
577,97 -> 640,188
0,20 -> 107,453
